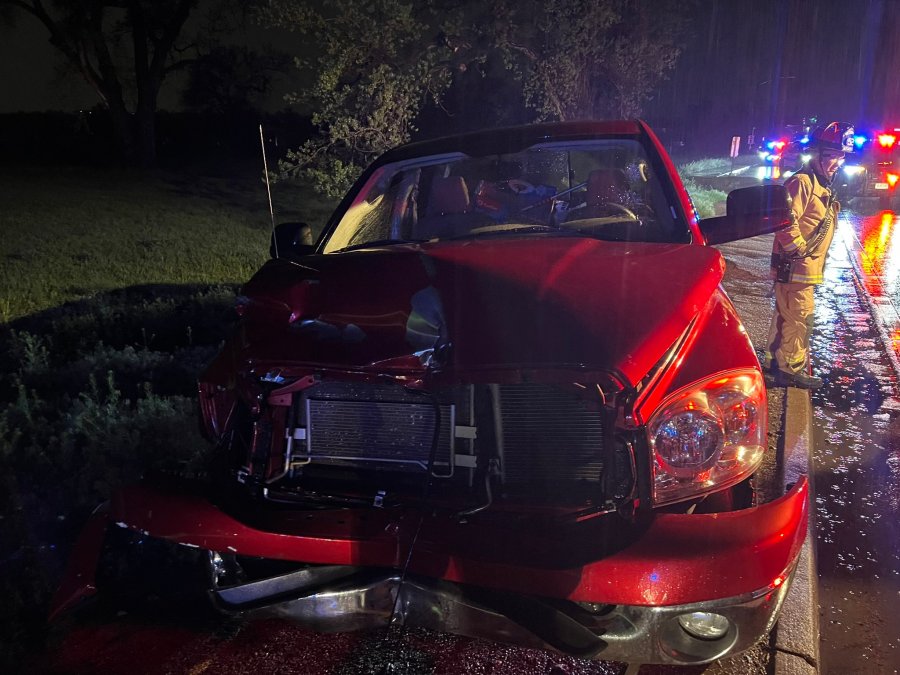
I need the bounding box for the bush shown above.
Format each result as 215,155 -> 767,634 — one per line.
0,287 -> 228,670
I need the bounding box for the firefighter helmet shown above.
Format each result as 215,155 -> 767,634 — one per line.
810,122 -> 855,153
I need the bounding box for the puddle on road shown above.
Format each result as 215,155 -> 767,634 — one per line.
810,226 -> 900,674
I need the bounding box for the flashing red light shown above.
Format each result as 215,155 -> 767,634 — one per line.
877,133 -> 897,149
772,575 -> 785,588
773,140 -> 786,150
887,173 -> 899,188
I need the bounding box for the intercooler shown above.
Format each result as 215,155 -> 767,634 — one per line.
283,381 -> 606,489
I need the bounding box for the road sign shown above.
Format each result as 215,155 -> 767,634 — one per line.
730,136 -> 741,158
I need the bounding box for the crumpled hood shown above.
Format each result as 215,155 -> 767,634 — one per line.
240,237 -> 724,385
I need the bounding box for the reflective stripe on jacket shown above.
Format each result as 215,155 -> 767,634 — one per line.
771,168 -> 838,285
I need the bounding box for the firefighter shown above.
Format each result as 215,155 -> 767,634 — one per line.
766,121 -> 855,389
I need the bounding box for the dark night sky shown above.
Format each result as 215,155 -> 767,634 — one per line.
1,0 -> 898,148
644,0 -> 900,150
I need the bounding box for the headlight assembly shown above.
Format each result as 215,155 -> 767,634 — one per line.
647,371 -> 765,506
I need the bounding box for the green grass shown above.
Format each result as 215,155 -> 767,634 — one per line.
678,157 -> 766,219
0,165 -> 336,322
678,157 -> 733,176
0,164 -> 339,670
680,176 -> 728,219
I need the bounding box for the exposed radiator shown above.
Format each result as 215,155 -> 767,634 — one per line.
283,381 -> 605,487
498,384 -> 605,485
288,382 -> 472,474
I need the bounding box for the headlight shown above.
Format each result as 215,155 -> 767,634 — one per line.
843,165 -> 865,176
647,371 -> 766,506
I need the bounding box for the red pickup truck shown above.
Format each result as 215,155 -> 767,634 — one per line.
52,120 -> 806,666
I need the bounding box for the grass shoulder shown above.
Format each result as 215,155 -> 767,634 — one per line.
0,163 -> 337,670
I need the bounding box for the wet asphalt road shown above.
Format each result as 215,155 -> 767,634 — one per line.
810,203 -> 900,675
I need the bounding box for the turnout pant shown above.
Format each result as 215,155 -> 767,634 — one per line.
767,282 -> 816,374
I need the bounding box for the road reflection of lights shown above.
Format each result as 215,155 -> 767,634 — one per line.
859,210 -> 900,298
860,212 -> 892,276
882,212 -> 900,296
756,165 -> 781,181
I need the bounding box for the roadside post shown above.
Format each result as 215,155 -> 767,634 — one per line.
730,135 -> 741,174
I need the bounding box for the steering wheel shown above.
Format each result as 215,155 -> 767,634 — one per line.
604,202 -> 639,220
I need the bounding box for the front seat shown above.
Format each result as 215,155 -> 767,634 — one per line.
416,176 -> 472,240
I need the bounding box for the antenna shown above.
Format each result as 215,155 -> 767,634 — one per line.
259,124 -> 278,257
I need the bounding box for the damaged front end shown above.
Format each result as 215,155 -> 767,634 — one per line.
204,370 -> 635,519
51,327 -> 808,666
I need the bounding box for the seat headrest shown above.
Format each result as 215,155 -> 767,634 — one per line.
427,176 -> 470,216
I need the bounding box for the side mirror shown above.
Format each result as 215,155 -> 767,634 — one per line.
699,184 -> 792,245
270,222 -> 315,258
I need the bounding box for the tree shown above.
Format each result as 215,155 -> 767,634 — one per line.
258,0 -> 470,198
181,45 -> 289,114
487,0 -> 692,121
2,0 -> 198,165
261,0 -> 693,196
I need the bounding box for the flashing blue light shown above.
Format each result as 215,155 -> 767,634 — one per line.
766,140 -> 777,150
650,572 -> 660,582
800,135 -> 810,144
854,135 -> 867,148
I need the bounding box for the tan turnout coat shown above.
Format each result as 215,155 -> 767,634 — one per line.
771,168 -> 839,284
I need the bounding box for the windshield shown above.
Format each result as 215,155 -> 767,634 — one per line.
322,139 -> 687,253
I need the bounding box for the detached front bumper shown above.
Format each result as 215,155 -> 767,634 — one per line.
52,478 -> 808,665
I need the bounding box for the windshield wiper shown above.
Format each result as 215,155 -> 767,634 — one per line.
442,225 -> 588,241
334,238 -> 423,253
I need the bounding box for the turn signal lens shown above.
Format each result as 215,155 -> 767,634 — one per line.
648,371 -> 766,505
